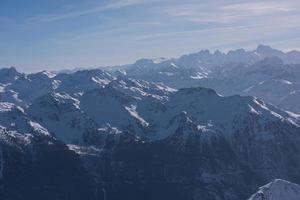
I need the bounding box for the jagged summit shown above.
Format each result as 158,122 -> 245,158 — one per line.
0,66 -> 18,73
0,66 -> 22,84
256,44 -> 277,52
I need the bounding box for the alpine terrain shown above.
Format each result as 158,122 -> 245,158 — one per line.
0,45 -> 300,200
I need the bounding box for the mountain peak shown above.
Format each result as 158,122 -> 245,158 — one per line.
256,44 -> 283,55
256,44 -> 273,50
134,58 -> 155,66
256,44 -> 278,52
249,179 -> 300,200
0,66 -> 18,74
0,66 -> 21,84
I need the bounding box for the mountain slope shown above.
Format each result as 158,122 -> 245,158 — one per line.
0,126 -> 95,200
0,68 -> 116,107
248,179 -> 300,200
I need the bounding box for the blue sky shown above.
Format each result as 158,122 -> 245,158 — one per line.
0,0 -> 300,72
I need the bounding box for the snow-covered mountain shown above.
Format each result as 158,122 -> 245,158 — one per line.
248,179 -> 300,200
27,92 -> 99,144
0,45 -> 300,200
9,75 -> 295,147
1,45 -> 300,115
111,45 -> 300,114
55,69 -> 114,94
118,45 -> 300,82
1,74 -> 298,200
0,68 -> 114,107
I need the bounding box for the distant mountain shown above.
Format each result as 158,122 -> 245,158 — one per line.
0,67 -> 22,84
256,45 -> 300,64
119,45 -> 300,80
109,45 -> 300,114
1,45 -> 300,114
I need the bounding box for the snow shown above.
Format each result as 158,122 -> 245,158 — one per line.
190,72 -> 206,80
52,79 -> 61,89
152,57 -> 167,64
68,144 -> 101,156
170,63 -> 179,68
97,124 -> 122,134
27,92 -> 96,143
125,105 -> 149,127
0,46 -> 300,200
279,80 -> 293,85
54,93 -> 81,109
286,111 -> 300,118
29,121 -> 51,136
0,71 -> 297,145
0,85 -> 5,93
41,70 -> 56,78
155,84 -> 177,93
0,52 -> 299,146
0,102 -> 15,112
243,86 -> 254,92
248,179 -> 300,200
196,124 -> 212,133
248,105 -> 261,115
16,106 -> 25,113
92,77 -> 110,85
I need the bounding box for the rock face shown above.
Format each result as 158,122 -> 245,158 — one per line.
248,179 -> 300,200
0,127 -> 95,200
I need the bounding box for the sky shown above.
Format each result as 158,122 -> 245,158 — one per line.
0,0 -> 300,72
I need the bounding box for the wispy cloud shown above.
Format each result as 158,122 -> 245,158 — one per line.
133,25 -> 256,40
222,2 -> 293,14
28,0 -> 146,23
165,1 -> 296,24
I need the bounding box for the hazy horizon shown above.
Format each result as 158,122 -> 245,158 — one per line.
1,0 -> 300,72
1,44 -> 299,73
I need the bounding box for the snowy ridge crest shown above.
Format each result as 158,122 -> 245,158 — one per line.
249,179 -> 300,200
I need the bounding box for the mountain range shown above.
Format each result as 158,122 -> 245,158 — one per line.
112,45 -> 300,114
0,45 -> 300,200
